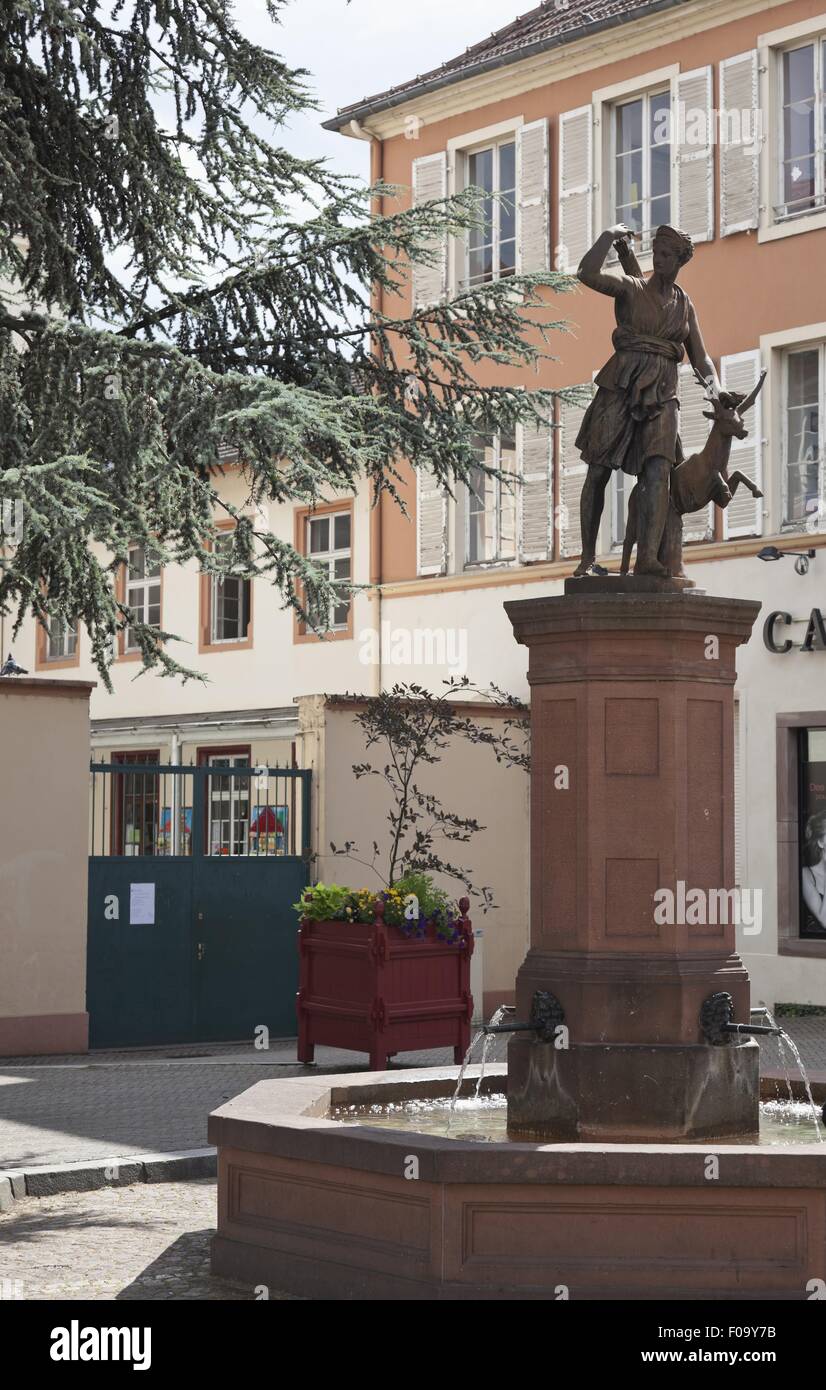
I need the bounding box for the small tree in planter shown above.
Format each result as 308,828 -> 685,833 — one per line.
295,681 -> 528,1069
331,677 -> 530,913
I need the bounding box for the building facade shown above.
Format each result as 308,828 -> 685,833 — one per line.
324,0 -> 826,1007
12,0 -> 826,1015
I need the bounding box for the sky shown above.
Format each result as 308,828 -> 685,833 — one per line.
234,0 -> 519,179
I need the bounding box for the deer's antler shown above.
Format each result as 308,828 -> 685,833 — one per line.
736,369 -> 767,416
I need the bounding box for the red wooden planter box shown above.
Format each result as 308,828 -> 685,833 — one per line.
297,900 -> 473,1070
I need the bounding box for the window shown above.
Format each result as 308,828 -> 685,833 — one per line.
465,433 -> 517,567
798,727 -> 826,938
205,752 -> 250,857
783,343 -> 825,527
612,89 -> 671,248
465,139 -> 516,288
306,510 -> 351,631
111,751 -> 160,856
124,543 -> 161,651
777,38 -> 826,221
210,531 -> 251,644
45,615 -> 78,662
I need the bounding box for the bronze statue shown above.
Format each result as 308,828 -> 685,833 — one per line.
621,367 -> 766,577
573,223 -> 724,578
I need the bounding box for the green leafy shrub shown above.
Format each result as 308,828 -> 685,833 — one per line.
294,873 -> 463,945
293,883 -> 351,922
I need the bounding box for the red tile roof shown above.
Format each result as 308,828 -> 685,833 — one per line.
324,0 -> 686,129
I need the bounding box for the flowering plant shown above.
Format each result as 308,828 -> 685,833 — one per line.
294,871 -> 467,946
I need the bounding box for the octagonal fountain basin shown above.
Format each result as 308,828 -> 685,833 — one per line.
208,1066 -> 826,1302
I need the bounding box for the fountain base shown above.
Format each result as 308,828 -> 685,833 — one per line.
507,1036 -> 760,1142
209,1067 -> 826,1300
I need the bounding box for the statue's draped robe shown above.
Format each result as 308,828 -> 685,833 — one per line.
576,276 -> 691,476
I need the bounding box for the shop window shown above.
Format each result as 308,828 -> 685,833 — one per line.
799,727 -> 826,937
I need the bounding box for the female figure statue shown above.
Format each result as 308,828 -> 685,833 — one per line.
573,223 -> 721,578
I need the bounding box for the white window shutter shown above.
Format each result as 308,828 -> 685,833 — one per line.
416,464 -> 447,575
558,106 -> 593,273
411,152 -> 448,309
673,66 -> 714,244
517,119 -> 550,275
518,411 -> 552,561
721,348 -> 764,538
720,51 -> 760,236
677,364 -> 713,541
559,387 -> 592,557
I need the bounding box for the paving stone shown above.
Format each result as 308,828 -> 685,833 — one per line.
142,1150 -> 216,1182
25,1159 -> 145,1197
0,1179 -> 295,1301
0,1176 -> 12,1212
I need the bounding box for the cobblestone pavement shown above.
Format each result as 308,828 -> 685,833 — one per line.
0,1044 -> 459,1169
1,1020 -> 824,1171
0,1179 -> 293,1300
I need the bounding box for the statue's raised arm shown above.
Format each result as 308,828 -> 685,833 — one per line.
576,223 -> 641,297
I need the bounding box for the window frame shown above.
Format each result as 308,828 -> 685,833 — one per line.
781,339 -> 826,530
460,135 -> 517,292
777,712 -> 826,959
462,431 -> 519,571
118,541 -> 163,660
197,745 -> 252,859
758,16 -> 826,243
446,116 -> 524,299
609,86 -> 673,252
199,522 -> 254,653
774,34 -> 826,226
293,498 -> 355,643
110,748 -> 161,857
592,64 -> 678,273
35,613 -> 80,671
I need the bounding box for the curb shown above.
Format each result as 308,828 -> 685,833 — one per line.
0,1147 -> 216,1206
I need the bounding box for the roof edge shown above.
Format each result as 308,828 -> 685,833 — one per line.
322,0 -> 691,133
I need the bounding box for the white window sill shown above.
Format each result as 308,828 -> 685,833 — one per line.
758,208 -> 826,243
461,558 -> 519,573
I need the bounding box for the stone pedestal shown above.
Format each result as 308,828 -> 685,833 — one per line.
504,590 -> 761,1141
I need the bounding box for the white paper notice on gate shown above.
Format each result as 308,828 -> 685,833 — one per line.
130,882 -> 156,925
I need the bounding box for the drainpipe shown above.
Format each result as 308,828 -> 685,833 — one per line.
369,133 -> 384,697
170,728 -> 181,856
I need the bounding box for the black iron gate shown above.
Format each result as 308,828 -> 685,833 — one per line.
86,761 -> 311,1047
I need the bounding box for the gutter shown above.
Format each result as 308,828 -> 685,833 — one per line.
322,0 -> 692,132
90,713 -> 298,741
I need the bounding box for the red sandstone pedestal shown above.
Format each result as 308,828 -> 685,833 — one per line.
504,588 -> 761,1142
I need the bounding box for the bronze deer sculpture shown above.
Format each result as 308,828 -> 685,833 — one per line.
620,367 -> 767,578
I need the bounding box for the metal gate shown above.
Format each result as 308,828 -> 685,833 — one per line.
86,761 -> 311,1047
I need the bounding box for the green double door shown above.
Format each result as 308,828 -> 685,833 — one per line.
87,851 -> 306,1048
